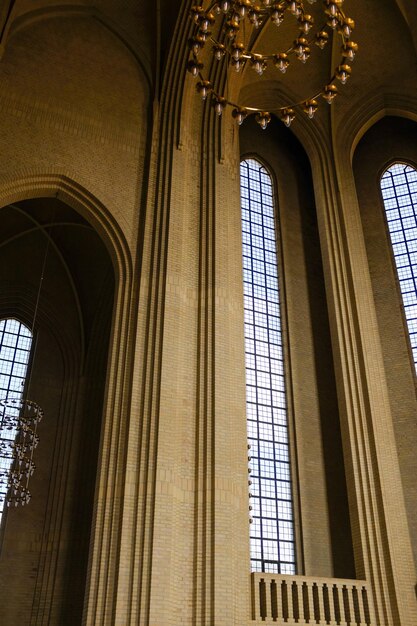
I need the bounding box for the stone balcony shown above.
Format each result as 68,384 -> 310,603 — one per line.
251,573 -> 375,625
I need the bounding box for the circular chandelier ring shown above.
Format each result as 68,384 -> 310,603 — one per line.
187,0 -> 357,128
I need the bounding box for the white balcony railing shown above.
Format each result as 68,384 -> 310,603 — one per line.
251,573 -> 376,625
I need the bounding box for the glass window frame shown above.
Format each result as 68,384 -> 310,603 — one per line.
380,161 -> 417,373
240,157 -> 297,575
0,317 -> 33,522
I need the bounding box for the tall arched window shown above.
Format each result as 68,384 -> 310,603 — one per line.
0,318 -> 33,519
380,163 -> 417,371
240,158 -> 295,574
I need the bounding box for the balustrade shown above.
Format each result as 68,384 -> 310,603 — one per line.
251,573 -> 376,625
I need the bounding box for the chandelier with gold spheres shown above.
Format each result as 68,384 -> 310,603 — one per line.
187,0 -> 358,129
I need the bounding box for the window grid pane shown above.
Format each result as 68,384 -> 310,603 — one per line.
381,163 -> 417,372
240,158 -> 295,574
0,319 -> 33,519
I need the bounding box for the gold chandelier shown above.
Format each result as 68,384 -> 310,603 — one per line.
187,0 -> 358,128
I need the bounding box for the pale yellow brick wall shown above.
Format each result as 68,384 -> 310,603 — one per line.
0,2 -> 416,625
0,15 -> 149,252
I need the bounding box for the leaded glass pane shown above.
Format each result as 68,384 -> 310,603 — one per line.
0,319 -> 33,519
240,158 -> 296,574
381,163 -> 417,370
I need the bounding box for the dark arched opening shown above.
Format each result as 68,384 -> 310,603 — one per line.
0,196 -> 115,625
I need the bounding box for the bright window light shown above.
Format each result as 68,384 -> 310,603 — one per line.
0,319 -> 33,519
240,158 -> 296,574
381,163 -> 417,371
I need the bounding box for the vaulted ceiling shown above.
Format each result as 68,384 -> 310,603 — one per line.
2,1 -> 413,92
0,1 -> 415,141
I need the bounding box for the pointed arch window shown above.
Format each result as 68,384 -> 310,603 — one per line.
0,318 -> 33,519
380,163 -> 417,371
240,158 -> 296,574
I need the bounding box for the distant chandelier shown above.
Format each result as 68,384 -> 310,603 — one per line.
187,0 -> 357,128
0,399 -> 43,507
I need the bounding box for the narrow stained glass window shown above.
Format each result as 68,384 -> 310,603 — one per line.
380,163 -> 417,370
0,318 -> 33,519
240,158 -> 296,574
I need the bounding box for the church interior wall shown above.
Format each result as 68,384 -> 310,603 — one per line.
0,13 -> 150,253
0,1 -> 416,624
